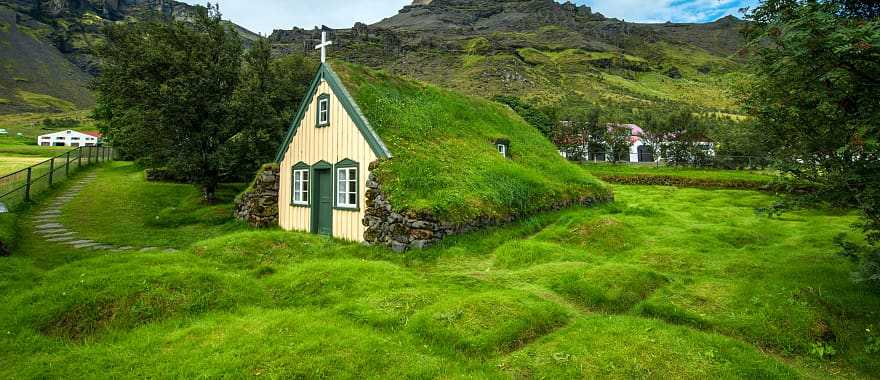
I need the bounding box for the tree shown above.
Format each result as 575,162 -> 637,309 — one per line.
222,40 -> 318,180
604,125 -> 633,163
742,0 -> 880,290
95,6 -> 243,202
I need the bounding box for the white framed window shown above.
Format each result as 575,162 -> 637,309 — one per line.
497,143 -> 507,157
292,169 -> 309,205
336,166 -> 358,209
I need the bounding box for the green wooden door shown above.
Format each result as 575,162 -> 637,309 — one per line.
312,168 -> 332,235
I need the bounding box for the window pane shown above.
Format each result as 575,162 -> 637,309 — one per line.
349,193 -> 356,205
349,168 -> 356,180
349,180 -> 356,192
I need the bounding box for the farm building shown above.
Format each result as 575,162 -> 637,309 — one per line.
268,62 -> 612,250
36,130 -> 101,147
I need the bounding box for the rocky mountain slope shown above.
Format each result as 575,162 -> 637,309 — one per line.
0,0 -> 259,114
270,0 -> 747,114
0,0 -> 748,116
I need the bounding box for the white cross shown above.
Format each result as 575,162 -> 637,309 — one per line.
315,31 -> 333,63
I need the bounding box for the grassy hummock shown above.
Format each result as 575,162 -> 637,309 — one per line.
331,62 -> 611,223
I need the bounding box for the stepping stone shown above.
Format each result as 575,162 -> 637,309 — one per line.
115,246 -> 134,252
44,232 -> 75,238
34,217 -> 58,222
67,240 -> 94,245
139,247 -> 158,252
39,211 -> 61,216
90,245 -> 115,251
74,242 -> 98,249
162,248 -> 177,253
47,236 -> 76,242
36,223 -> 64,230
38,228 -> 68,235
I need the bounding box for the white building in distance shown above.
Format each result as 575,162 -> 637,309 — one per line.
37,130 -> 101,147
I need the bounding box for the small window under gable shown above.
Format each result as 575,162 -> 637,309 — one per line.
316,93 -> 330,127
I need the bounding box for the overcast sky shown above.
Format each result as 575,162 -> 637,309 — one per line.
182,0 -> 758,36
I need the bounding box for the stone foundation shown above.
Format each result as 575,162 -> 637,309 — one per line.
234,165 -> 280,228
362,168 -> 613,252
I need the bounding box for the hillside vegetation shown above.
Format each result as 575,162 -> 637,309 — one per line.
333,63 -> 611,222
1,164 -> 878,378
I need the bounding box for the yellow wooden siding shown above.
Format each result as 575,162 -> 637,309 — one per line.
278,80 -> 377,242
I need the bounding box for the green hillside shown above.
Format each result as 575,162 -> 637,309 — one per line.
271,0 -> 749,116
0,5 -> 94,114
333,63 -> 612,222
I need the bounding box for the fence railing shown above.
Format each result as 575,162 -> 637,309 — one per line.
0,146 -> 113,212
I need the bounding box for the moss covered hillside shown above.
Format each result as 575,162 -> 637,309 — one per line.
332,62 -> 611,223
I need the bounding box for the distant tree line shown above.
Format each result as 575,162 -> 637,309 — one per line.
93,6 -> 317,202
495,95 -> 770,168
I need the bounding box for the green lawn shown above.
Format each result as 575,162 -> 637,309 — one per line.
58,162 -> 247,248
583,162 -> 783,190
1,171 -> 878,378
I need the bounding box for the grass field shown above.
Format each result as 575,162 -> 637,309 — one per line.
0,137 -> 72,176
1,163 -> 878,378
583,162 -> 783,190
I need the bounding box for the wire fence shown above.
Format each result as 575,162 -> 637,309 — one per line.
0,146 -> 113,212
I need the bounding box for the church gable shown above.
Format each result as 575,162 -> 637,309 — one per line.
275,64 -> 391,163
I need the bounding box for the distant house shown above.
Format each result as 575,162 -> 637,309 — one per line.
559,123 -> 714,163
36,130 -> 101,147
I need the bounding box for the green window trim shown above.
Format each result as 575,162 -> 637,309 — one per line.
291,162 -> 310,207
316,93 -> 331,128
333,158 -> 360,211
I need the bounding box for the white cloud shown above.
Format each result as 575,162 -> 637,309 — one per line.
581,0 -> 755,23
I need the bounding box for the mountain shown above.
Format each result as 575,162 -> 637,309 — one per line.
269,0 -> 748,114
0,0 -> 260,114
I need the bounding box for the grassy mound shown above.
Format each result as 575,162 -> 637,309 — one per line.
519,263 -> 668,313
406,290 -> 570,355
332,63 -> 611,223
264,259 -> 424,307
7,308 -> 484,378
493,240 -> 592,269
501,316 -> 799,378
191,230 -> 372,271
9,254 -> 261,341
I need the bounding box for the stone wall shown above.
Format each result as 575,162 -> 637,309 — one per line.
234,165 -> 280,228
363,164 -> 613,252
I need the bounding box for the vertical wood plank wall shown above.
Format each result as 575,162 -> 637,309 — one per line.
278,80 -> 378,242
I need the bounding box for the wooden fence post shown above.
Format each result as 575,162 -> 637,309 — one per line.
48,158 -> 54,186
65,151 -> 70,177
88,147 -> 92,165
78,147 -> 82,168
24,167 -> 32,202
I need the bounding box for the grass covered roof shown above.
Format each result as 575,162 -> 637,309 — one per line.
329,62 -> 611,223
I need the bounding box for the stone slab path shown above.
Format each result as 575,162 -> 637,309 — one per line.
31,172 -> 178,253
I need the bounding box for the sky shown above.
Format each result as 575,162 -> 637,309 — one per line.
182,0 -> 759,36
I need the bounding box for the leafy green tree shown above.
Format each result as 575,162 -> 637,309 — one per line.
94,6 -> 242,202
743,0 -> 880,290
222,40 -> 318,179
